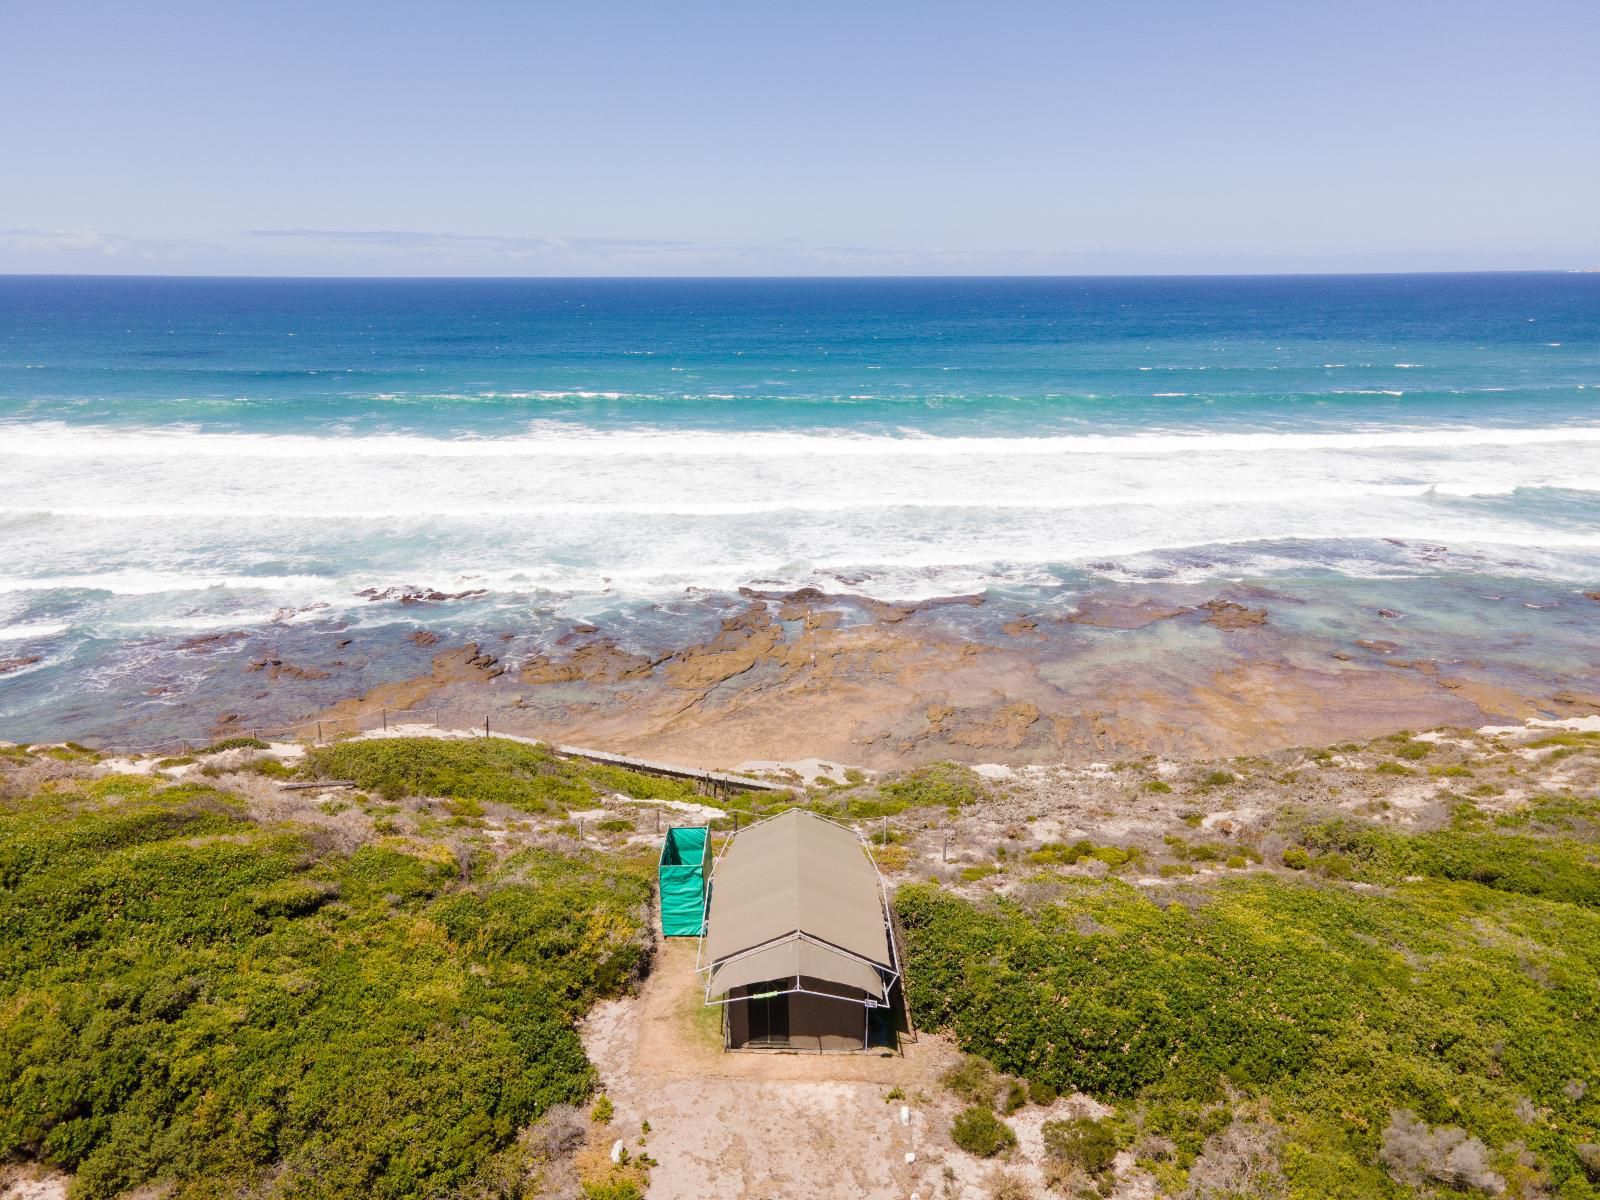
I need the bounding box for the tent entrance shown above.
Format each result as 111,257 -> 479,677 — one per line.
744,984 -> 789,1048
724,978 -> 873,1053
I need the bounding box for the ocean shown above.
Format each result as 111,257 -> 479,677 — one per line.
2,273 -> 1597,744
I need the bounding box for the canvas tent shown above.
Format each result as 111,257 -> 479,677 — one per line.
658,826 -> 711,937
698,808 -> 900,1052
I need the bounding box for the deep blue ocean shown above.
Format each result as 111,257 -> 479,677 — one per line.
1,273 -> 1597,742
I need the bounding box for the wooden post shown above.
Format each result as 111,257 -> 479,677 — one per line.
943,830 -> 950,863
382,707 -> 387,731
882,816 -> 888,847
433,706 -> 440,728
484,716 -> 490,738
316,722 -> 322,743
656,809 -> 661,834
578,818 -> 584,841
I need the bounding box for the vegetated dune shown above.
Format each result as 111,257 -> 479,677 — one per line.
2,723 -> 1598,1198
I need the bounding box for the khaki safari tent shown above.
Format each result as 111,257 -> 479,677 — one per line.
696,808 -> 901,1052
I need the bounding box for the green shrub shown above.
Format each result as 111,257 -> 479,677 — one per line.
895,842 -> 1600,1194
1041,1116 -> 1120,1176
871,762 -> 995,813
0,775 -> 652,1199
951,1105 -> 1017,1158
944,1054 -> 1001,1107
1196,770 -> 1236,789
1027,1078 -> 1058,1106
596,818 -> 635,835
199,736 -> 270,754
1030,840 -> 1139,870
592,1094 -> 614,1124
1394,741 -> 1431,760
1144,780 -> 1173,794
1001,1078 -> 1028,1115
582,1181 -> 644,1200
1282,846 -> 1310,870
1297,819 -> 1600,906
301,736 -> 696,814
1375,761 -> 1415,776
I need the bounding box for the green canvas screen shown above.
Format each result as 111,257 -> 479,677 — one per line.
658,825 -> 711,937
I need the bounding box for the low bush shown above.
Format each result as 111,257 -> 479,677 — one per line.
0,773 -> 652,1199
870,761 -> 996,814
895,833 -> 1600,1195
199,735 -> 270,754
952,1105 -> 1017,1158
1030,840 -> 1140,870
301,736 -> 699,814
1042,1116 -> 1120,1177
943,1054 -> 1000,1107
1001,1078 -> 1028,1115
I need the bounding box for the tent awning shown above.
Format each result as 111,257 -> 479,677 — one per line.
706,936 -> 886,1000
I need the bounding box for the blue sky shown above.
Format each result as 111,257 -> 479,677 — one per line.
2,0 -> 1596,276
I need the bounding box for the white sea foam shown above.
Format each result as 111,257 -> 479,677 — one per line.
0,621 -> 71,641
6,421 -> 1600,459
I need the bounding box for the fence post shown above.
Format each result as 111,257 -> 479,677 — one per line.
382,708 -> 387,731
578,817 -> 584,841
433,706 -> 440,728
484,716 -> 490,738
316,721 -> 323,743
881,816 -> 889,847
943,830 -> 951,863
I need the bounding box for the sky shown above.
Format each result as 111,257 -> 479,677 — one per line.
2,0 -> 1597,276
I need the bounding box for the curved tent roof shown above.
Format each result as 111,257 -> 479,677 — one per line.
701,809 -> 895,1000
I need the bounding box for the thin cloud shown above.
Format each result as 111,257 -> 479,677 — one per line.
245,229 -> 695,253
0,228 -> 219,257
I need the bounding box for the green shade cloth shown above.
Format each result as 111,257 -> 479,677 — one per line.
658,825 -> 711,936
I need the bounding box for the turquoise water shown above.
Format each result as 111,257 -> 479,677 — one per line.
1,274 -> 1597,741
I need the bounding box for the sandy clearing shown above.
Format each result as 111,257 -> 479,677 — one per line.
582,938 -> 967,1199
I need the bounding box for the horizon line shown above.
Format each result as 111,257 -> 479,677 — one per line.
0,267 -> 1592,283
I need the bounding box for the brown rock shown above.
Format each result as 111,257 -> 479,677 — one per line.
662,604 -> 783,689
1001,616 -> 1040,636
522,637 -> 660,685
0,655 -> 42,674
408,630 -> 441,648
943,701 -> 1042,750
1066,598 -> 1192,629
244,657 -> 331,681
1202,599 -> 1268,629
1355,639 -> 1401,655
1585,591 -> 1600,603
177,631 -> 247,653
1378,608 -> 1403,619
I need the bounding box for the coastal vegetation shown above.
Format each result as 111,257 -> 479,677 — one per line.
896,802 -> 1600,1197
301,735 -> 704,812
3,718 -> 1597,1197
0,758 -> 654,1199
